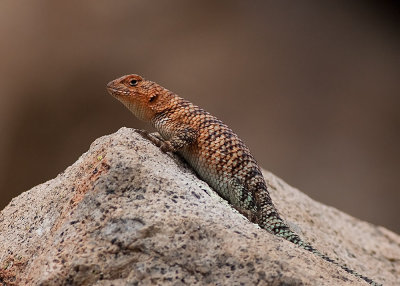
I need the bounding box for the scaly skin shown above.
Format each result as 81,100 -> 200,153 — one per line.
107,74 -> 381,285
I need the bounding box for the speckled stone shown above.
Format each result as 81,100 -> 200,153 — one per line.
0,128 -> 398,285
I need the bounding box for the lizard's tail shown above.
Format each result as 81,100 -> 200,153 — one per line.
259,205 -> 382,286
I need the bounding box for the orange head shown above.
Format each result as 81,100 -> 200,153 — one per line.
107,74 -> 171,121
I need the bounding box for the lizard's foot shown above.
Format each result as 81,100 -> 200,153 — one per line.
135,129 -> 151,139
159,141 -> 175,153
136,129 -> 174,153
136,129 -> 162,146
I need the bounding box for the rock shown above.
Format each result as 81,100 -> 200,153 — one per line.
0,127 -> 398,286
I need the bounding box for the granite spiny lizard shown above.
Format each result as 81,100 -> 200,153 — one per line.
107,74 -> 381,285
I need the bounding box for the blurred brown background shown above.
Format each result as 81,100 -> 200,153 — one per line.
0,1 -> 399,233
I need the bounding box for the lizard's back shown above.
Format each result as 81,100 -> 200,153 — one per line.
153,97 -> 265,215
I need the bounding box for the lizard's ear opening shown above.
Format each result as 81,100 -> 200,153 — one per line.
149,94 -> 158,103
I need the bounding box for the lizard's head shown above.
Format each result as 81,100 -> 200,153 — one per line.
107,74 -> 169,121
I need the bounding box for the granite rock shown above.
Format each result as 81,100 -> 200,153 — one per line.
0,127 -> 398,285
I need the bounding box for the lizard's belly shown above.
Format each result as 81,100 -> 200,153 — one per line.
179,147 -> 236,201
179,141 -> 264,212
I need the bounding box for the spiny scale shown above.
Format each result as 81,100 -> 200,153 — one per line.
107,74 -> 381,286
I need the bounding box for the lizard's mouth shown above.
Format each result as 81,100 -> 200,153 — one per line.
106,85 -> 130,98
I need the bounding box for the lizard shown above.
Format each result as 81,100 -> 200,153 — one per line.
106,74 -> 381,285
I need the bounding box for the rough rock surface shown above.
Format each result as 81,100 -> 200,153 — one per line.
0,128 -> 398,286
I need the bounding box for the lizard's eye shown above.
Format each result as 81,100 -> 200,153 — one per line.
129,79 -> 138,86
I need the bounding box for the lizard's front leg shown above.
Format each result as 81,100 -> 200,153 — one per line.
136,130 -> 165,148
137,127 -> 198,153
